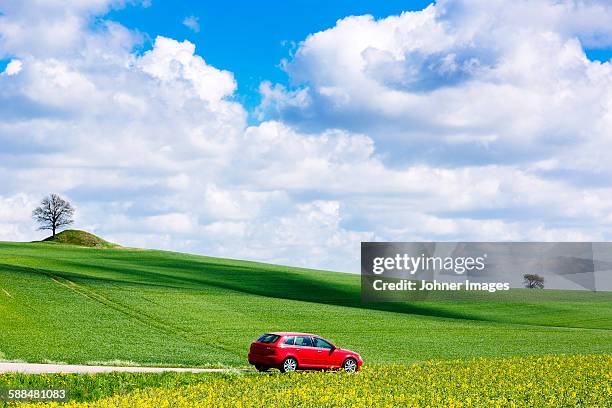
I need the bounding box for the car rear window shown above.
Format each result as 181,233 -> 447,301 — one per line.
284,336 -> 295,345
256,334 -> 280,344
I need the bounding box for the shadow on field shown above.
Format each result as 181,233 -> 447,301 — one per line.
0,260 -> 481,323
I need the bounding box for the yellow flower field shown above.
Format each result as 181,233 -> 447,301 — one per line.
22,355 -> 612,407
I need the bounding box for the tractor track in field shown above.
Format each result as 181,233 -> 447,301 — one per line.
44,271 -> 241,358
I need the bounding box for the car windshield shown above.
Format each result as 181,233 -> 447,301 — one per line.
256,334 -> 280,344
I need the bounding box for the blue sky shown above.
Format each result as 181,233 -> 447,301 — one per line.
106,1 -> 433,113
2,0 -> 612,272
585,48 -> 612,63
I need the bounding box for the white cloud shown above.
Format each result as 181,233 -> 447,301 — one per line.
264,0 -> 612,170
2,0 -> 612,272
2,59 -> 22,75
183,15 -> 200,33
0,0 -> 126,58
0,193 -> 43,241
145,212 -> 195,234
138,36 -> 235,105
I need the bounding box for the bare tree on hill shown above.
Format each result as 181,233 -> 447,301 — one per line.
32,193 -> 75,238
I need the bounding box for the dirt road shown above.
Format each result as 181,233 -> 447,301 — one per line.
0,362 -> 245,374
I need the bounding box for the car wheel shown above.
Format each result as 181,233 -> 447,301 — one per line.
255,364 -> 269,372
280,357 -> 298,373
342,358 -> 358,373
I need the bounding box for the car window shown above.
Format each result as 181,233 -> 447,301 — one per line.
256,334 -> 280,344
284,336 -> 295,345
294,336 -> 313,347
313,337 -> 334,349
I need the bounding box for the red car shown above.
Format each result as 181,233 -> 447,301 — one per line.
248,332 -> 363,373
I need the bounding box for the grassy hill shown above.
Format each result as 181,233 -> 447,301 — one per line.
42,230 -> 118,248
0,239 -> 611,367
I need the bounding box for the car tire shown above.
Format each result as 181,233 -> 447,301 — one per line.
255,364 -> 269,372
342,358 -> 358,373
280,357 -> 298,373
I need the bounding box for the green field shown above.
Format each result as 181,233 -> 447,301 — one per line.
0,236 -> 611,367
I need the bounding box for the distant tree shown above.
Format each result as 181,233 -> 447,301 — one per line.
523,273 -> 544,289
32,194 -> 75,238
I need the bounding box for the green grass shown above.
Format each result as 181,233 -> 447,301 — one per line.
0,371 -> 227,403
0,240 -> 611,367
42,230 -> 118,248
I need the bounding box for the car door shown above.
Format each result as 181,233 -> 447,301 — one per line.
293,336 -> 318,367
312,337 -> 336,368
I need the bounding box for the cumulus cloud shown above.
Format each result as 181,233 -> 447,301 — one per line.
138,36 -> 236,105
0,0 -> 140,58
1,59 -> 22,75
0,193 -> 41,241
182,15 -> 200,33
263,0 -> 612,168
2,0 -> 612,272
0,1 -> 369,270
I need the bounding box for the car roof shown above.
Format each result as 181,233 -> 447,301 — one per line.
267,332 -> 318,337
